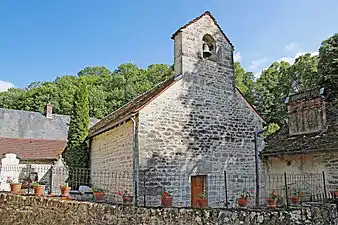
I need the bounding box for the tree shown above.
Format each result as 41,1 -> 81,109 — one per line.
288,53 -> 319,93
77,66 -> 111,77
234,62 -> 255,103
65,78 -> 90,168
254,61 -> 291,125
318,33 -> 338,103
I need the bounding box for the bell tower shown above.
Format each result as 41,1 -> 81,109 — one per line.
171,11 -> 235,93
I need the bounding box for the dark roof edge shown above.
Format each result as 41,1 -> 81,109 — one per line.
260,147 -> 338,157
88,74 -> 181,137
235,87 -> 265,122
171,11 -> 234,49
87,113 -> 136,139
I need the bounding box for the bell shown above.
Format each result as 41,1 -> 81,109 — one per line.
203,43 -> 212,58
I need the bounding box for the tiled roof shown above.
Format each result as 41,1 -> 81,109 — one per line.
0,108 -> 99,140
0,137 -> 66,160
88,75 -> 180,137
171,11 -> 234,49
89,73 -> 264,137
261,103 -> 338,156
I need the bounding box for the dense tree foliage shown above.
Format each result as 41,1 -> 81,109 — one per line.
318,33 -> 338,103
0,64 -> 174,119
1,34 -> 337,139
65,78 -> 90,168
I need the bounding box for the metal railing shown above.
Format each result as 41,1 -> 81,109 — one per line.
0,165 -> 336,209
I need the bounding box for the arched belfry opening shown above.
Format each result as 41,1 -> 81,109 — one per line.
202,34 -> 216,61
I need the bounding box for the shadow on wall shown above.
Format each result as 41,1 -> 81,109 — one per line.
140,31 -> 262,207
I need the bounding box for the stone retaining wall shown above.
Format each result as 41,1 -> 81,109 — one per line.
0,194 -> 336,225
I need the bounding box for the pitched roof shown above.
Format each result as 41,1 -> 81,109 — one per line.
261,103 -> 338,156
0,137 -> 66,160
89,74 -> 264,137
88,75 -> 180,137
171,11 -> 234,49
0,108 -> 99,140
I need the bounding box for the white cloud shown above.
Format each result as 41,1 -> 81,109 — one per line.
0,80 -> 14,92
234,52 -> 241,62
278,51 -> 318,64
285,42 -> 298,51
249,58 -> 269,70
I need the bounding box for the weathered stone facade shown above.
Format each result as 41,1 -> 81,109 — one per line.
90,121 -> 134,194
137,13 -> 263,206
89,12 -> 264,207
264,152 -> 338,193
286,88 -> 326,136
262,87 -> 338,199
0,194 -> 336,225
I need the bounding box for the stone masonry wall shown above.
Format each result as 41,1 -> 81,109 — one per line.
0,194 -> 336,225
138,14 -> 264,207
264,151 -> 338,195
90,120 -> 134,195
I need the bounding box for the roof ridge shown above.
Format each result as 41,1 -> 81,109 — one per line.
0,136 -> 66,142
89,74 -> 181,136
171,11 -> 234,49
0,107 -> 69,118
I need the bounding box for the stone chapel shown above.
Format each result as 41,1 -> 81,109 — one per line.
88,11 -> 264,207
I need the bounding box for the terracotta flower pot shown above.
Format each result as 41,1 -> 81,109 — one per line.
161,196 -> 173,208
10,183 -> 22,194
331,191 -> 338,198
290,196 -> 300,204
198,198 -> 208,208
237,198 -> 249,207
33,185 -> 45,196
61,187 -> 71,197
93,192 -> 105,203
123,195 -> 133,205
266,198 -> 277,208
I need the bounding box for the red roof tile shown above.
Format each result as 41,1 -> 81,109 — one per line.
0,137 -> 66,160
88,76 -> 179,137
171,11 -> 234,49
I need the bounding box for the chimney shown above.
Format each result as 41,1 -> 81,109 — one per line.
45,103 -> 53,119
285,87 -> 326,136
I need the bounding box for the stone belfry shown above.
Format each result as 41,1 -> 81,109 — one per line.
171,11 -> 235,94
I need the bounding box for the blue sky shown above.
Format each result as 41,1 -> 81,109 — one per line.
0,0 -> 337,91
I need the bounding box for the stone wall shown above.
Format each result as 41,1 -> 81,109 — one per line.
264,152 -> 338,195
90,120 -> 134,195
138,14 -> 264,207
0,194 -> 336,225
0,153 -> 65,194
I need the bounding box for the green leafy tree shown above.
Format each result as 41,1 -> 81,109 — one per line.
318,33 -> 338,103
263,123 -> 280,138
234,62 -> 255,103
288,53 -> 319,93
65,78 -> 90,168
254,61 -> 291,125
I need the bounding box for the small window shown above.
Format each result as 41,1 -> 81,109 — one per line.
202,34 -> 216,61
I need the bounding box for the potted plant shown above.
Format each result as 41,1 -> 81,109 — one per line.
238,188 -> 254,207
91,187 -> 105,203
160,190 -> 173,208
59,183 -> 71,197
32,182 -> 45,196
116,190 -> 133,205
6,176 -> 22,194
290,187 -> 304,205
197,191 -> 208,208
266,190 -> 278,208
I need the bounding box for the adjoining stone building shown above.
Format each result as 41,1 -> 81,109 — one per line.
261,87 -> 338,197
88,11 -> 264,207
0,105 -> 99,192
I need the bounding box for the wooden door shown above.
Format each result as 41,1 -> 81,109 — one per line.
191,175 -> 205,207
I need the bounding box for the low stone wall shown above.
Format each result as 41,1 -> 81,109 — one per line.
0,193 -> 336,225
